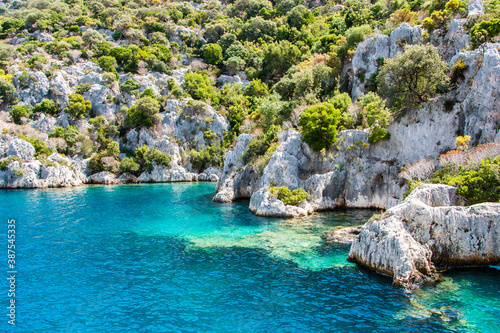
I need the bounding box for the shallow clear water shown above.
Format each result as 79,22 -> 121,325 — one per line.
0,183 -> 499,332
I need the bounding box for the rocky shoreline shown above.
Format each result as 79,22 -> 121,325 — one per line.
348,184 -> 500,287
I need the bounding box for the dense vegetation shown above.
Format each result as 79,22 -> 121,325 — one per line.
0,0 -> 497,203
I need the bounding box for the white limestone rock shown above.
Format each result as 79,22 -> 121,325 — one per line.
450,43 -> 500,144
217,75 -> 250,88
213,133 -> 260,202
468,0 -> 484,16
198,167 -> 222,182
17,72 -> 50,107
351,23 -> 422,100
348,184 -> 500,286
138,164 -> 197,182
28,114 -> 57,134
249,188 -> 313,217
7,139 -> 35,161
90,171 -> 121,184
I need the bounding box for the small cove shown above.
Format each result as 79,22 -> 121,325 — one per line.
1,182 -> 499,332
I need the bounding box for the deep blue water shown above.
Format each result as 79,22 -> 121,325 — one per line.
0,183 -> 499,332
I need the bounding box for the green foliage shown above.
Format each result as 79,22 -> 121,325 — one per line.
183,72 -> 220,106
190,143 -> 225,171
49,126 -> 80,148
97,56 -> 118,73
470,19 -> 500,48
450,60 -> 468,85
10,105 -> 31,124
269,186 -> 310,206
246,79 -> 270,98
445,157 -> 500,205
357,92 -> 392,143
287,5 -> 314,30
120,78 -> 141,92
224,56 -> 246,75
75,83 -> 91,94
65,94 -> 91,119
378,44 -> 449,109
0,156 -> 21,170
19,135 -> 51,157
82,29 -> 103,47
430,156 -> 500,205
242,125 -> 280,164
126,96 -> 161,128
119,157 -> 140,174
203,43 -> 223,65
32,99 -> 59,116
274,63 -> 335,101
135,144 -> 171,171
0,77 -> 15,102
261,41 -> 301,80
299,102 -> 341,151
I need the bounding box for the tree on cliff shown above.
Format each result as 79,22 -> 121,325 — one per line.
299,102 -> 341,151
378,44 -> 449,109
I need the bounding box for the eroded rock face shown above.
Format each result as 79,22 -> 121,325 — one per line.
348,184 -> 500,286
351,23 -> 422,100
0,154 -> 89,188
450,43 -> 500,144
249,188 -> 313,217
138,164 -> 197,182
7,139 -> 35,161
213,134 -> 260,202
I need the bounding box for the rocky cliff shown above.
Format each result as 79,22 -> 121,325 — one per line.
347,184 -> 500,286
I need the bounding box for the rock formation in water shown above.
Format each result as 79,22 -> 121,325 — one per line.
347,184 -> 500,286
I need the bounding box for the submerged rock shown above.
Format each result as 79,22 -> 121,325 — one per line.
325,226 -> 363,245
348,184 -> 500,286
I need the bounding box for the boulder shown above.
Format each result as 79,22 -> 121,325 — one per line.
90,171 -> 120,184
249,188 -> 313,217
348,184 -> 500,286
7,139 -> 35,161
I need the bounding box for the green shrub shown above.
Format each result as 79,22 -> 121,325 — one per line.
126,96 -> 161,128
450,60 -> 468,85
299,102 -> 341,151
203,43 -> 223,65
357,92 -> 392,143
19,135 -> 51,156
183,72 -> 220,106
97,56 -> 118,72
120,78 -> 141,92
242,125 -> 280,164
470,19 -> 500,48
446,157 -> 500,205
190,143 -> 225,171
269,186 -> 310,206
0,156 -> 21,170
135,145 -> 171,171
10,105 -> 31,124
0,77 -> 15,102
378,44 -> 449,109
65,94 -> 91,119
32,99 -> 59,116
75,83 -> 91,94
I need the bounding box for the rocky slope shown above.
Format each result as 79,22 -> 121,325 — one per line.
347,184 -> 500,286
215,24 -> 500,215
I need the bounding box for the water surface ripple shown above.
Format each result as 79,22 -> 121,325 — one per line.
1,183 -> 498,332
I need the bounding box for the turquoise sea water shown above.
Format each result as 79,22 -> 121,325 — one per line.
0,183 -> 499,332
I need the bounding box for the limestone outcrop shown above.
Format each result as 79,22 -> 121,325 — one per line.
213,134 -> 260,202
348,184 -> 500,286
0,153 -> 88,188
